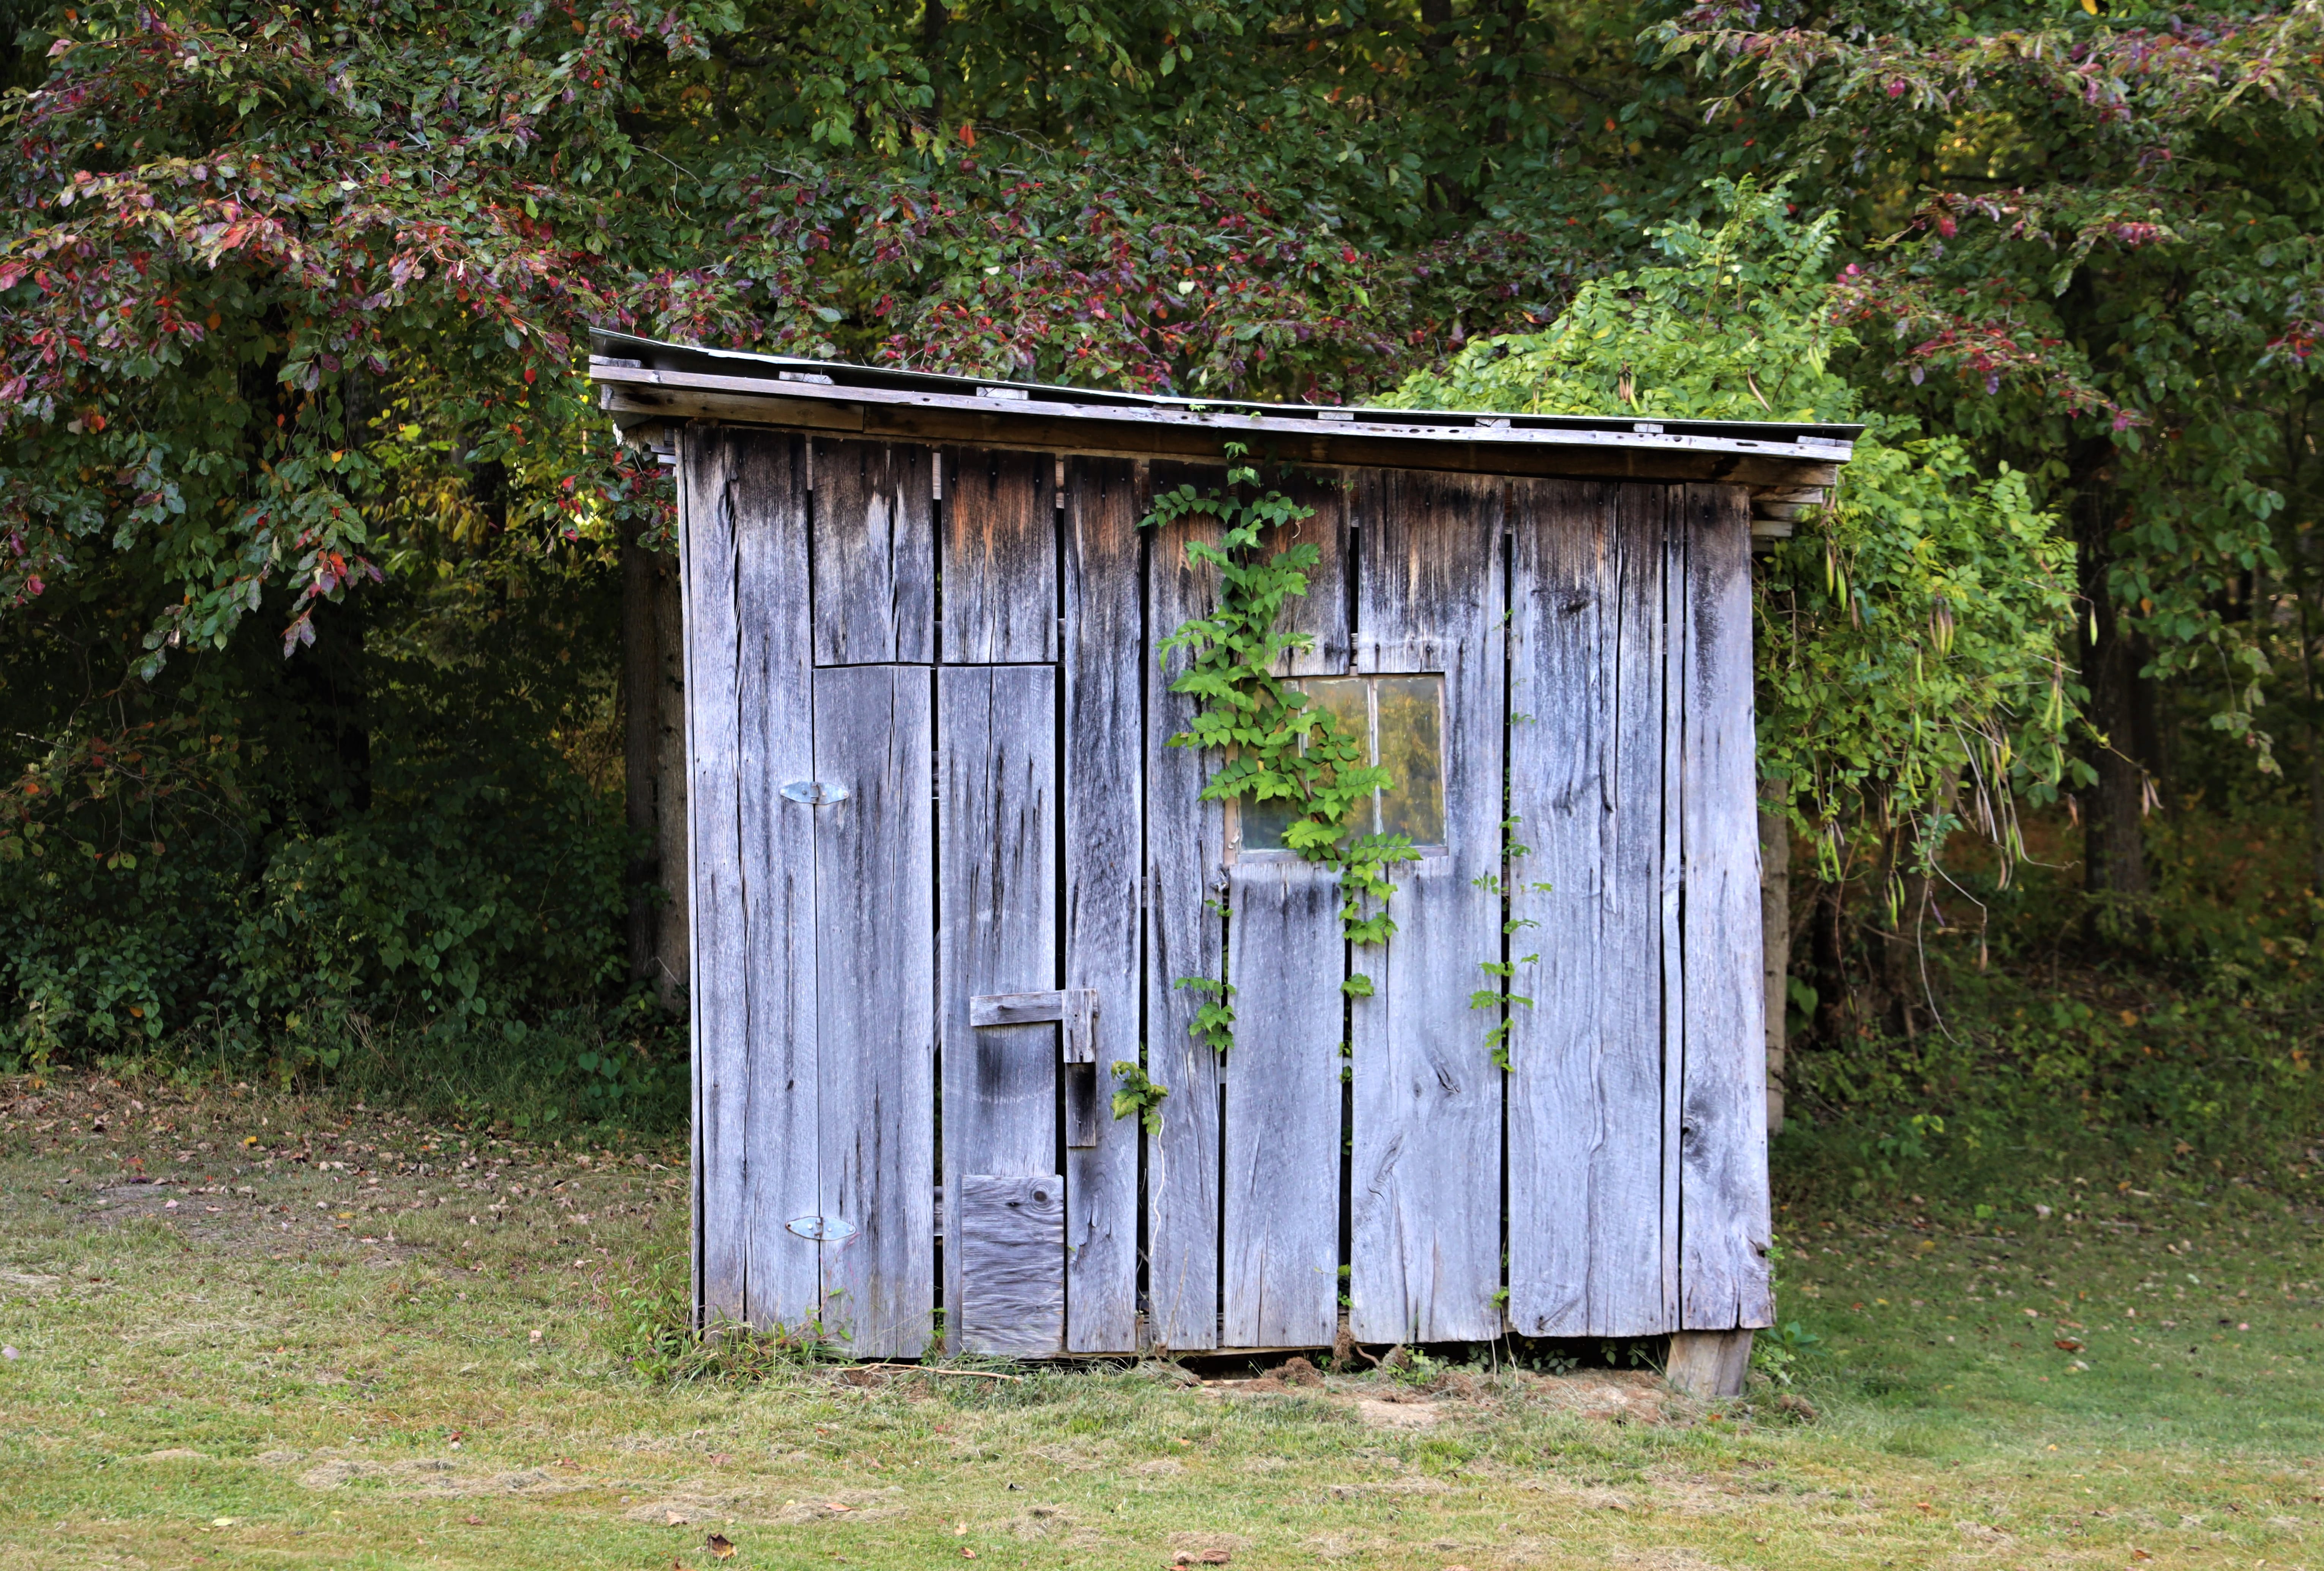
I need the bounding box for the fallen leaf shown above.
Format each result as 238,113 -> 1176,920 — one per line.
2054,1338 -> 2084,1353
962,1550 -> 977,1560
528,1329 -> 543,1343
824,1501 -> 854,1513
705,1532 -> 735,1560
464,1515 -> 483,1527
667,1511 -> 688,1527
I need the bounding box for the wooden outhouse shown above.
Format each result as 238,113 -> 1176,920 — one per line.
590,332 -> 1856,1365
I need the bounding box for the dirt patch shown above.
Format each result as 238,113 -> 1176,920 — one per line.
1352,1396 -> 1442,1429
1522,1368 -> 1673,1424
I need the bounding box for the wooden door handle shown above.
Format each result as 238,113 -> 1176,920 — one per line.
968,988 -> 1099,1064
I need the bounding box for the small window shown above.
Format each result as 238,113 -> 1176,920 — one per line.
1236,674 -> 1447,857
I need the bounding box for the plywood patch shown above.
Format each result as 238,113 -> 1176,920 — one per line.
956,1173 -> 1064,1356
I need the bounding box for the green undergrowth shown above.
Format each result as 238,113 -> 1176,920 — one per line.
1778,805 -> 2324,1216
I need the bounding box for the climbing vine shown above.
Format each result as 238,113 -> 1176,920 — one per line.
1111,456 -> 1422,1123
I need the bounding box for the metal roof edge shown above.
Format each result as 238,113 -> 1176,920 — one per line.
586,328 -> 1861,465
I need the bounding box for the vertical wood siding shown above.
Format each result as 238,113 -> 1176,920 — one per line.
680,436 -> 1771,1355
1678,484 -> 1775,1329
1144,463 -> 1227,1352
1506,480 -> 1671,1337
1223,859 -> 1346,1348
942,448 -> 1057,664
939,664 -> 1063,1353
812,664 -> 935,1356
1062,457 -> 1145,1353
810,440 -> 937,666
1348,469 -> 1507,1346
680,429 -> 747,1326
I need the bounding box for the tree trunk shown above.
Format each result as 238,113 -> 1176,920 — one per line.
622,536 -> 691,1010
622,531 -> 659,985
1807,875 -> 1852,1051
1758,799 -> 1789,1135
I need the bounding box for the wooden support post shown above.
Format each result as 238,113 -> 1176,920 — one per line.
1666,1329 -> 1755,1398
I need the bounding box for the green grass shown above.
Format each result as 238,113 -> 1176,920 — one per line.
3,1074 -> 2321,1569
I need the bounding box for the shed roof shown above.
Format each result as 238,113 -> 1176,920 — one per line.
588,328 -> 1858,489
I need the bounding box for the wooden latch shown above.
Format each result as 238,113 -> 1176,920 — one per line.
969,988 -> 1099,1065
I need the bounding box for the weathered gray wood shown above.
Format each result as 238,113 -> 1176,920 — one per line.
940,664 -> 1060,1353
957,1174 -> 1066,1356
812,664 -> 936,1357
1265,472 -> 1352,676
1062,988 -> 1098,1066
811,441 -> 936,665
722,430 -> 825,1335
1348,469 -> 1507,1345
1507,481 -> 1673,1337
1665,1329 -> 1755,1397
968,988 -> 1095,1034
1062,456 -> 1143,1352
1679,484 -> 1775,1330
1223,859 -> 1344,1350
1659,486 -> 1688,1331
942,448 -> 1057,663
679,429 -> 747,1327
1145,463 -> 1228,1353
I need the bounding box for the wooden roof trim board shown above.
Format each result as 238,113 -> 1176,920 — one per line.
586,330 -> 1858,492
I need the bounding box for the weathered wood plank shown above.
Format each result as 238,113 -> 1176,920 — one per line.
1659,486 -> 1689,1330
1266,471 -> 1352,676
1145,463 -> 1228,1353
1679,484 -> 1775,1330
1062,455 -> 1143,1353
942,448 -> 1057,664
1506,480 -> 1672,1337
679,428 -> 747,1327
1348,469 -> 1507,1346
957,1174 -> 1066,1356
939,664 -> 1060,1354
1222,859 -> 1344,1350
720,430 -> 824,1335
813,664 -> 936,1357
811,441 -> 936,665
971,990 -> 1097,1036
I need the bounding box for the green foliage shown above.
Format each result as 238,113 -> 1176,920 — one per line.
1469,956 -> 1539,1073
608,1253 -> 840,1384
1390,182 -> 2083,872
1108,1059 -> 1171,1136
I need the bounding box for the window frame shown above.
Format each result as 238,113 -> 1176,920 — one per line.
1225,672 -> 1452,865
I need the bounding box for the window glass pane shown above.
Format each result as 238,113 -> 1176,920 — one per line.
1304,678 -> 1375,836
1239,678 -> 1370,851
1241,793 -> 1295,853
1373,676 -> 1445,845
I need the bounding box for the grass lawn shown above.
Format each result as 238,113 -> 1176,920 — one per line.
3,1074 -> 2321,1570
